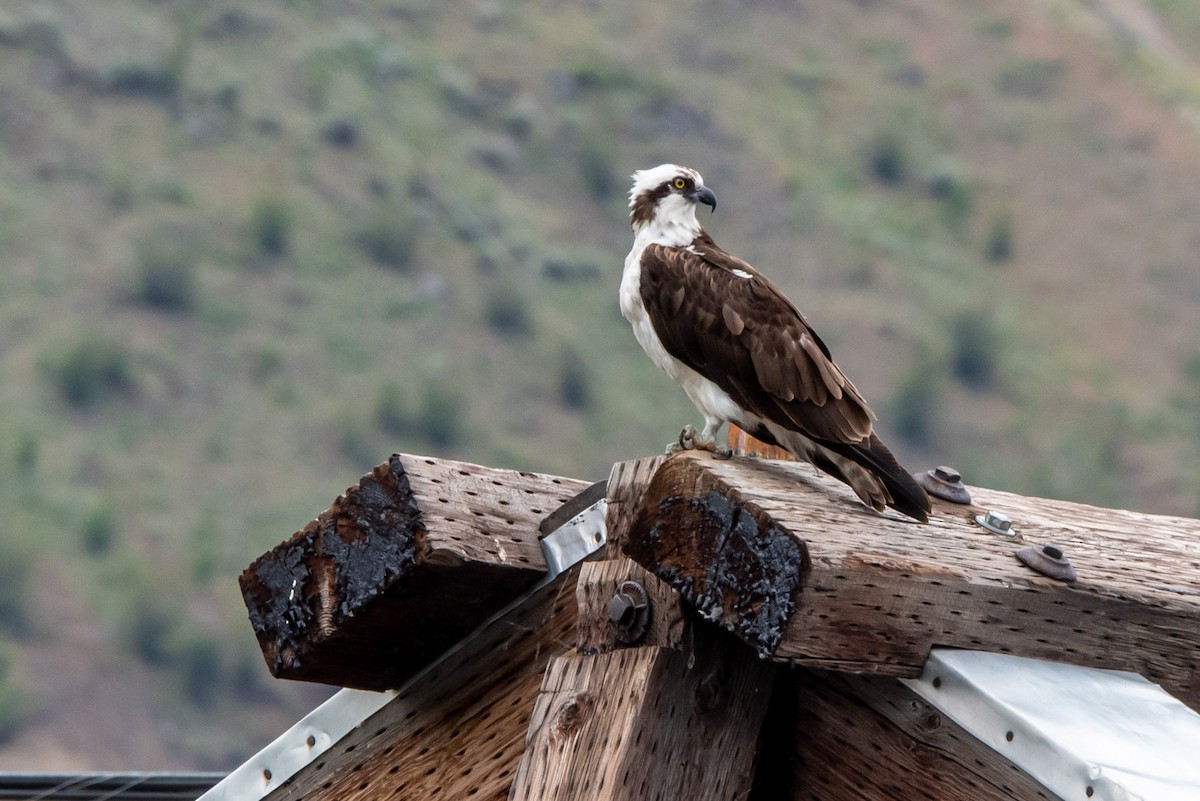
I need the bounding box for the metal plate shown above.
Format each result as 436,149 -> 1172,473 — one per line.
904,649 -> 1200,801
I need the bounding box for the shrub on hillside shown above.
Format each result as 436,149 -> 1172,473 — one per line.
984,213 -> 1014,262
249,197 -> 292,259
950,311 -> 1002,391
484,281 -> 533,337
134,240 -> 199,313
355,202 -> 418,272
558,347 -> 592,411
49,338 -> 136,409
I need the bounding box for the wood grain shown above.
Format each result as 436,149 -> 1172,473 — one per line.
240,453 -> 588,690
267,566 -> 582,801
605,456 -> 665,552
626,451 -> 1200,709
575,558 -> 685,655
509,625 -> 776,801
787,670 -> 1055,800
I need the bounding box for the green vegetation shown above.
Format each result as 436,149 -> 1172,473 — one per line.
0,0 -> 1197,769
0,647 -> 25,744
46,338 -> 136,409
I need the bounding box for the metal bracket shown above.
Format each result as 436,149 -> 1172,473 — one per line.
539,480 -> 608,576
904,649 -> 1200,801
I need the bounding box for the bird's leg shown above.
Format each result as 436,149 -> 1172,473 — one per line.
700,418 -> 734,460
666,424 -> 700,454
667,421 -> 732,459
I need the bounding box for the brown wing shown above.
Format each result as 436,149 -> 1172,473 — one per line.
640,239 -> 874,444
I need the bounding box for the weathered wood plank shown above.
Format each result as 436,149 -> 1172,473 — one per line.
787,670 -> 1055,800
266,565 -> 582,801
240,453 -> 588,690
625,451 -> 1200,708
575,558 -> 685,655
605,456 -> 665,552
509,625 -> 777,801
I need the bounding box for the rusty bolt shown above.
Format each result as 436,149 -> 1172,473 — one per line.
1016,542 -> 1077,582
975,509 -> 1015,537
608,580 -> 650,644
915,465 -> 972,504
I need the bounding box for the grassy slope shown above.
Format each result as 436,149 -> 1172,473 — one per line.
0,0 -> 1198,768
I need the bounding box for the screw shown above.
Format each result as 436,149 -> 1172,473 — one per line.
975,509 -> 1015,537
1042,544 -> 1064,561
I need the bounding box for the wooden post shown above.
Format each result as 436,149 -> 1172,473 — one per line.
625,451 -> 1200,709
266,566 -> 585,801
508,625 -> 776,801
239,453 -> 589,690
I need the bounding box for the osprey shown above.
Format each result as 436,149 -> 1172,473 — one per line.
621,164 -> 931,522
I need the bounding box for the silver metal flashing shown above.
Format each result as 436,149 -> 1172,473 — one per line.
198,688 -> 395,801
539,494 -> 607,576
904,649 -> 1200,801
200,491 -> 608,801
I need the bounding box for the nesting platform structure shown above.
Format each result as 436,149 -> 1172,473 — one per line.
211,447 -> 1200,800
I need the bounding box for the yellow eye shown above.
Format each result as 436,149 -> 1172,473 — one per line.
673,178 -> 686,189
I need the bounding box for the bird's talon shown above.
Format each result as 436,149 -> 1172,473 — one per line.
712,446 -> 733,460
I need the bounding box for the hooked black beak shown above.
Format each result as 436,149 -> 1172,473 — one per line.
689,185 -> 717,213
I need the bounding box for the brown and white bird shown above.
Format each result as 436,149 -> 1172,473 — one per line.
621,164 -> 931,522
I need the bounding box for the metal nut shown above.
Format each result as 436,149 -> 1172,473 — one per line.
607,580 -> 650,644
1016,543 -> 1077,582
975,509 -> 1015,537
915,465 -> 972,504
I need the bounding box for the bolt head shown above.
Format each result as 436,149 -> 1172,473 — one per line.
975,510 -> 1015,536
933,465 -> 962,483
985,510 -> 1010,530
1042,544 -> 1064,561
607,593 -> 634,625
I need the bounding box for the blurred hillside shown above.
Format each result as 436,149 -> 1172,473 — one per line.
1,0 -> 1199,770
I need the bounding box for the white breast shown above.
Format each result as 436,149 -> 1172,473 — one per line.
621,238 -> 742,427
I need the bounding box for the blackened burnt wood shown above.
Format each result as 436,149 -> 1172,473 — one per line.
240,453 -> 588,690
625,451 -> 1200,709
267,566 -> 583,801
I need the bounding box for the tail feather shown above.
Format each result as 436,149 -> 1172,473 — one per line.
820,433 -> 931,523
748,422 -> 930,522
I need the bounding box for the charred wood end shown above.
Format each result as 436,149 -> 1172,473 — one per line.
625,463 -> 810,658
240,453 -> 426,675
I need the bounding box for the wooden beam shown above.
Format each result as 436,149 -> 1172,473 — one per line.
624,451 -> 1200,709
240,453 -> 588,690
575,558 -> 685,654
784,670 -> 1055,800
266,565 -> 583,801
605,456 -> 664,552
508,625 -> 777,801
